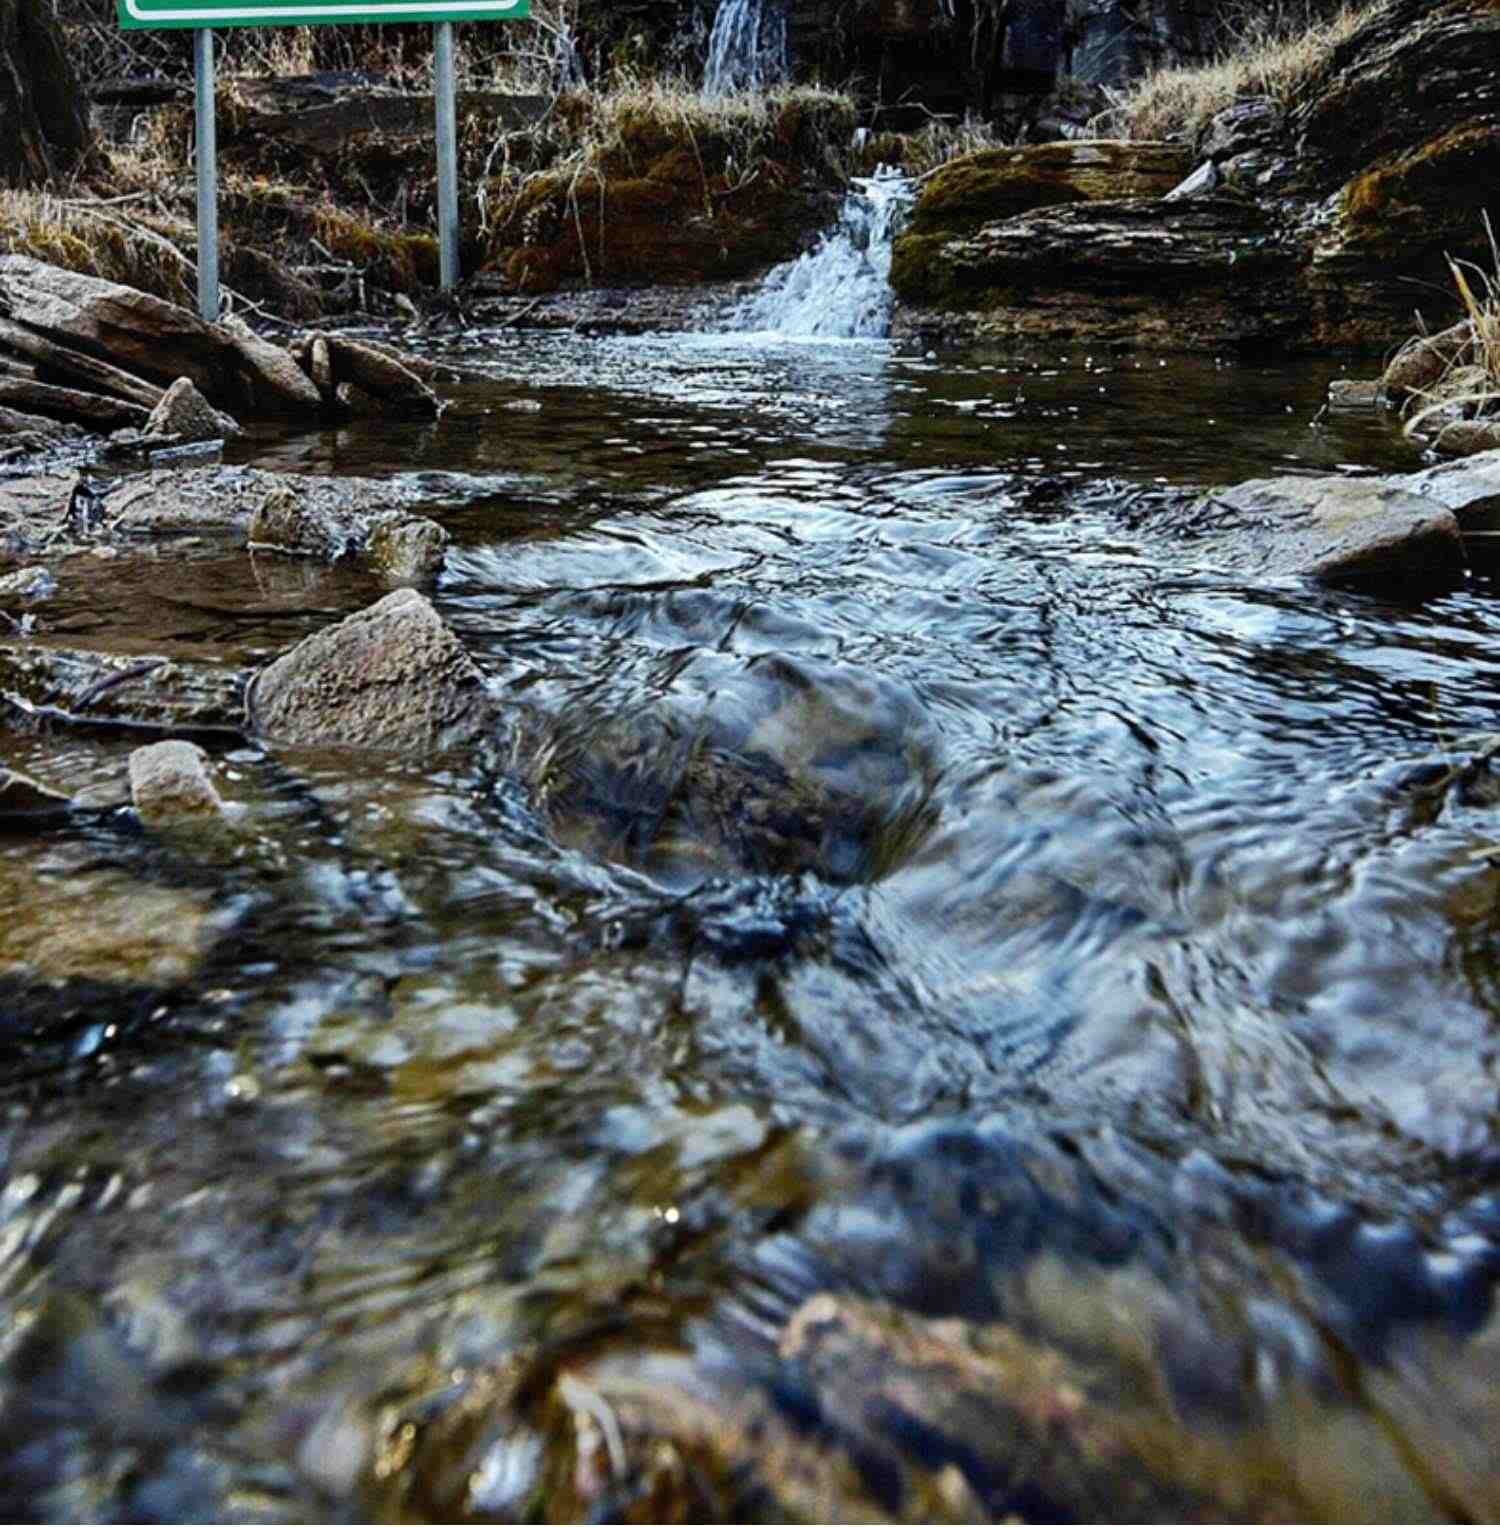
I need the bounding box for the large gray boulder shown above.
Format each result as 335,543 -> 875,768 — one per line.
1183,473 -> 1464,583
246,589 -> 498,753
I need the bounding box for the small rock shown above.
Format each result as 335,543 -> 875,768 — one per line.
1196,98 -> 1282,161
0,765 -> 71,817
247,487 -> 352,559
128,740 -> 226,824
324,335 -> 440,416
1163,160 -> 1219,202
310,335 -> 334,400
1326,379 -> 1385,410
215,313 -> 323,414
0,566 -> 56,602
1383,320 -> 1474,399
364,511 -> 448,584
246,588 -> 500,754
143,377 -> 241,443
333,382 -> 383,417
1434,419 -> 1500,458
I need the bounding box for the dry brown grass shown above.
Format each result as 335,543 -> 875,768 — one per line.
0,188 -> 197,305
1401,215 -> 1500,443
870,115 -> 1012,178
476,74 -> 857,247
1097,0 -> 1386,143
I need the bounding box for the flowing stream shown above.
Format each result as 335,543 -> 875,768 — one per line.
4,320 -> 1500,1519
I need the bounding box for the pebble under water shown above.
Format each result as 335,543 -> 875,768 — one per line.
4,332 -> 1500,1521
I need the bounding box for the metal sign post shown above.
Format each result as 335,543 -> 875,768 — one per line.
193,27 -> 219,321
433,20 -> 459,290
119,0 -> 528,314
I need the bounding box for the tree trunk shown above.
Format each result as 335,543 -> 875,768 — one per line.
0,0 -> 96,187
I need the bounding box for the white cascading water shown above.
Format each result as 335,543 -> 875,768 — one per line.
703,0 -> 788,95
731,168 -> 914,339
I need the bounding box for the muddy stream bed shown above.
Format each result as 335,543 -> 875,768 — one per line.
3,332 -> 1500,1521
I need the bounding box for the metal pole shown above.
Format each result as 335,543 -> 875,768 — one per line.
433,22 -> 460,290
194,28 -> 220,323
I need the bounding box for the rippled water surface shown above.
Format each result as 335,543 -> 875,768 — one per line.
5,332 -> 1500,1521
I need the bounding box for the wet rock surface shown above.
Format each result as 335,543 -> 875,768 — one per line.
129,739 -> 228,823
895,197 -> 1301,350
143,377 -> 242,443
0,640 -> 245,731
247,588 -> 500,753
1181,471 -> 1466,583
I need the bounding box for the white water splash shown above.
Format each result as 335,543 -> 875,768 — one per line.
703,0 -> 788,95
731,169 -> 914,340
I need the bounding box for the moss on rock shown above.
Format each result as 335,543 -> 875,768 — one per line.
907,140 -> 1191,243
1336,123 -> 1500,260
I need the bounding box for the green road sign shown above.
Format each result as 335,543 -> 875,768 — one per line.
119,0 -> 526,27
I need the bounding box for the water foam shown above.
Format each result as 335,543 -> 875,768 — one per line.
731,169 -> 913,340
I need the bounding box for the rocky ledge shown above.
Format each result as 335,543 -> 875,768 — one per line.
890,0 -> 1500,355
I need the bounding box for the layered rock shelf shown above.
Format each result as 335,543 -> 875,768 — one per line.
889,0 -> 1500,357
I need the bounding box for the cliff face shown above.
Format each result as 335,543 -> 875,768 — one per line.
889,0 -> 1500,353
787,0 -> 1278,132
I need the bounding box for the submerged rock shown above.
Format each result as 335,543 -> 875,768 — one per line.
0,858 -> 214,984
248,488 -> 448,583
246,589 -> 499,753
0,640 -> 245,731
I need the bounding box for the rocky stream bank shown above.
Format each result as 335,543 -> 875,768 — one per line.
6,0 -> 1500,1509
888,0 -> 1500,367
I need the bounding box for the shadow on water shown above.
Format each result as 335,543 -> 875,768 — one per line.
5,331 -> 1500,1519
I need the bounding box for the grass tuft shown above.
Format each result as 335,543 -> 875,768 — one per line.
1398,213 -> 1500,445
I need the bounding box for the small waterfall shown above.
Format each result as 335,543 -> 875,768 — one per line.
732,169 -> 913,340
703,0 -> 788,95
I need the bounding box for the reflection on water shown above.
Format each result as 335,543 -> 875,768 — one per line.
4,330 -> 1500,1520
